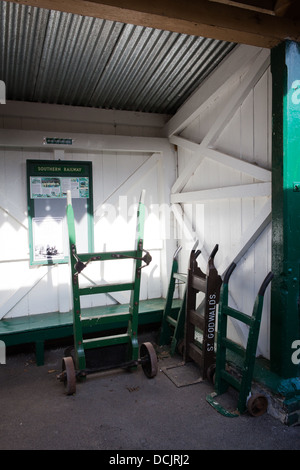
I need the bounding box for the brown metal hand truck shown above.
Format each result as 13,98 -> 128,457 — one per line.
183,243 -> 222,380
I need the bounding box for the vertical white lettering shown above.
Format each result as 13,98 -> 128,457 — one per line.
291,339 -> 300,365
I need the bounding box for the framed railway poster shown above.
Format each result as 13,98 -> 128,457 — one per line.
27,159 -> 93,266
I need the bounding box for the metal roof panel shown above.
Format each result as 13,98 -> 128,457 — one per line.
0,0 -> 236,114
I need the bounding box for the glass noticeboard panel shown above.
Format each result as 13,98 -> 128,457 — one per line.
32,217 -> 65,262
27,160 -> 93,266
30,176 -> 89,199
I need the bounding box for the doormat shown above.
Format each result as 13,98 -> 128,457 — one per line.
162,361 -> 203,387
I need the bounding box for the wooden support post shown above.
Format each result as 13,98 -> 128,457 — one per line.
271,40 -> 300,378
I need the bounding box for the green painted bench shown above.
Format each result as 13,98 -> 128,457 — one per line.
0,298 -> 181,366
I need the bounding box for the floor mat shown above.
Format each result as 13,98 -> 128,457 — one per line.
162,361 -> 203,387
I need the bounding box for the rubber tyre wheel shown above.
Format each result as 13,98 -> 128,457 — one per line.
62,356 -> 76,395
140,342 -> 158,378
247,393 -> 268,417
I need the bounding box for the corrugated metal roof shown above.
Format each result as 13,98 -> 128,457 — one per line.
0,1 -> 236,114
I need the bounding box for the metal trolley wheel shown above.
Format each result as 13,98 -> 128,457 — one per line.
247,393 -> 268,417
140,342 -> 158,378
62,356 -> 76,395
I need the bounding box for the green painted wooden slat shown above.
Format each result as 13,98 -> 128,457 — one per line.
83,333 -> 130,349
0,298 -> 181,366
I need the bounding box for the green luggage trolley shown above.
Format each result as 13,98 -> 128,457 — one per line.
58,190 -> 157,394
206,262 -> 273,417
159,245 -> 187,356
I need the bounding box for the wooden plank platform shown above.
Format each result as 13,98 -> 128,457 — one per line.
0,298 -> 181,366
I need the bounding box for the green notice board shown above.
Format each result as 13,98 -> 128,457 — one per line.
27,160 -> 93,265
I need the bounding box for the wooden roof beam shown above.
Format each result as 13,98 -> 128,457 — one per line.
5,0 -> 300,48
208,0 -> 276,16
274,0 -> 295,17
208,0 -> 297,17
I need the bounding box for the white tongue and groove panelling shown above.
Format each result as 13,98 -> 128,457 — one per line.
82,150 -> 164,308
0,131 -> 176,319
167,45 -> 272,359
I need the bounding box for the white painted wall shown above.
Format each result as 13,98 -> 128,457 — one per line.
0,44 -> 273,362
0,103 -> 177,319
166,44 -> 272,359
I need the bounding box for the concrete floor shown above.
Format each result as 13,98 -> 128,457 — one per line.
1,331 -> 300,451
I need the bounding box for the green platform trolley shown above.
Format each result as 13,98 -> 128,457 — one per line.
57,190 -> 157,394
206,262 -> 273,417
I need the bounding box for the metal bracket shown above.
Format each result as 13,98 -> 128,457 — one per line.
71,247 -> 92,275
71,245 -> 152,275
112,249 -> 152,269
